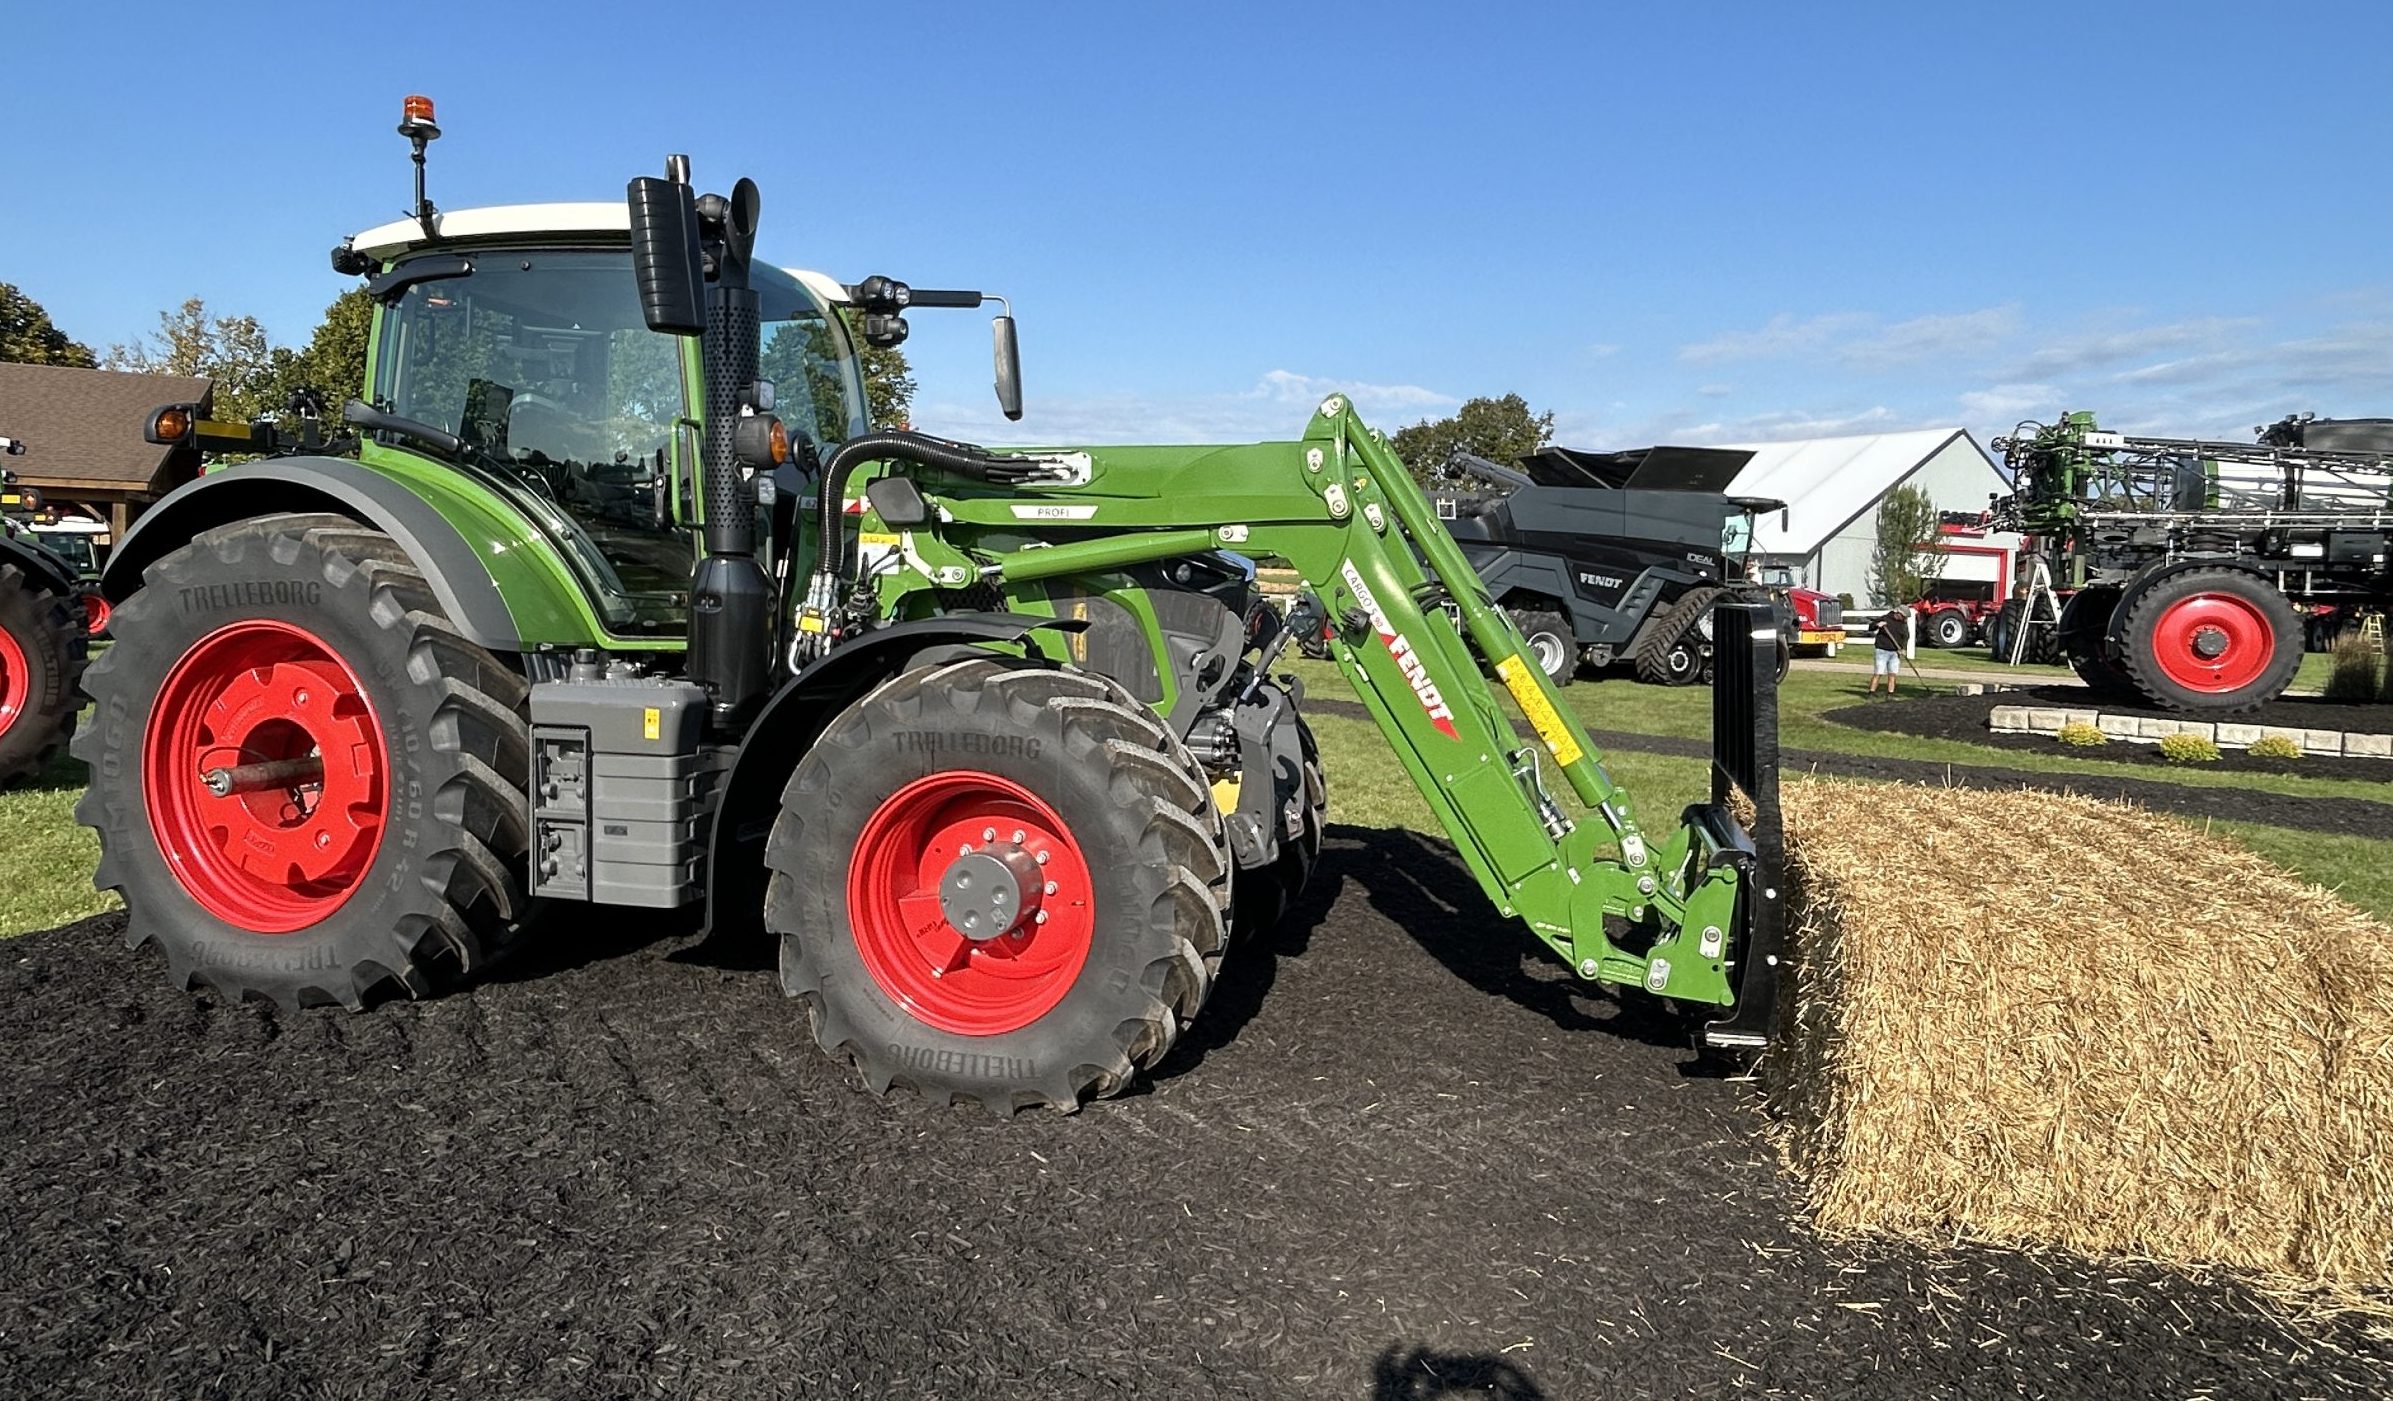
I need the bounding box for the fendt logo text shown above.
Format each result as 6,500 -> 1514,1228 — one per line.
1339,561 -> 1459,739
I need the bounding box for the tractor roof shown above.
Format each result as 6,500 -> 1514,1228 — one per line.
348,203 -> 850,306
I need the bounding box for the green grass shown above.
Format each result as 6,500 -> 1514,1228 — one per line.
0,749 -> 117,936
1290,657 -> 2393,922
1807,644 -> 2339,692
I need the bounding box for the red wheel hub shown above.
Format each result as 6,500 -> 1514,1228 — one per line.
847,770 -> 1095,1036
82,594 -> 111,637
2149,592 -> 2276,694
143,621 -> 388,933
0,624 -> 27,742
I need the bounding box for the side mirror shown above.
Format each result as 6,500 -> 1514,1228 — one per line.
627,172 -> 705,336
992,314 -> 1023,422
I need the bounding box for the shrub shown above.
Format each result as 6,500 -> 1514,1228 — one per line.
2324,632 -> 2382,702
2158,732 -> 2222,763
2056,721 -> 2107,747
2247,734 -> 2304,760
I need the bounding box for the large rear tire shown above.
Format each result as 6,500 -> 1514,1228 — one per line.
2115,566 -> 2302,713
1634,587 -> 1717,686
2058,585 -> 2135,696
73,514 -> 530,1008
765,658 -> 1234,1114
0,562 -> 85,789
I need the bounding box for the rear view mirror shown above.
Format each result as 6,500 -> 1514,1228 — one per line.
992,315 -> 1023,422
627,172 -> 705,336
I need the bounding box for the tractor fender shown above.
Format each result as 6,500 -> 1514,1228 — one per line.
0,531 -> 79,598
100,459 -> 528,651
700,613 -> 1089,943
2100,557 -> 2273,652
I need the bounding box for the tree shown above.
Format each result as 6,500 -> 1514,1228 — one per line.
1867,483 -> 1945,608
272,288 -> 374,410
0,283 -> 96,367
1389,394 -> 1556,486
105,298 -> 283,423
845,310 -> 916,430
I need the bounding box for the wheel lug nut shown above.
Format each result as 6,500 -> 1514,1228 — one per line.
982,827 -> 996,842
1034,910 -> 1049,925
1035,850 -> 1050,866
1043,880 -> 1058,896
315,832 -> 330,850
1010,829 -> 1024,844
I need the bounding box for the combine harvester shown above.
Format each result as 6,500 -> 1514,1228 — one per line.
73,100 -> 1788,1113
1990,410 -> 2393,710
0,437 -> 90,787
1431,445 -> 1838,685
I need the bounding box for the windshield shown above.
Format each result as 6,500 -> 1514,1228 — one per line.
37,531 -> 101,574
756,266 -> 869,447
373,249 -> 693,613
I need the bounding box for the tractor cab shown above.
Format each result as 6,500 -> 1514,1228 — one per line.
344,205 -> 871,628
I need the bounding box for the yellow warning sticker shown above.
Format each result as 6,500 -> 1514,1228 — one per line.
1496,656 -> 1584,768
643,707 -> 662,742
858,531 -> 901,547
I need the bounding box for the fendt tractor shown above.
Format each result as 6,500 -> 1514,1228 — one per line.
1991,410 -> 2393,711
75,102 -> 1785,1113
1431,446 -> 1835,685
0,436 -> 91,787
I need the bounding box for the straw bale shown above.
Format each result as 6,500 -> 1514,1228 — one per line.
1769,778 -> 2393,1297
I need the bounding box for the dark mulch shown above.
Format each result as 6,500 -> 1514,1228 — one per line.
5,837 -> 2386,1400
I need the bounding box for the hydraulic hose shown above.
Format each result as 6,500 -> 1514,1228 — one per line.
816,430 -> 1043,583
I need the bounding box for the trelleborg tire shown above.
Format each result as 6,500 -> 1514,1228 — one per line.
2115,566 -> 2303,713
72,514 -> 530,1008
1634,587 -> 1718,686
0,562 -> 85,789
1509,608 -> 1576,687
765,658 -> 1234,1114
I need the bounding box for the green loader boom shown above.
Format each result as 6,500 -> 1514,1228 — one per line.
851,397 -> 1786,1047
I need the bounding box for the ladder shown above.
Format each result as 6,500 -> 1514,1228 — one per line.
2005,554 -> 2065,665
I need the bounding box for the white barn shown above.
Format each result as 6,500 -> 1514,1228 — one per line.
1722,427 -> 2014,606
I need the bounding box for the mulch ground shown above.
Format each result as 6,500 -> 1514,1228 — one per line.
6,838 -> 2388,1400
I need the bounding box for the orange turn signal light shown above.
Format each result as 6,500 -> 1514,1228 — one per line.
147,405 -> 193,445
770,418 -> 791,465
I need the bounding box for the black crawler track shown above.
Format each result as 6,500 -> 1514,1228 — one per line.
3,836 -> 2385,1399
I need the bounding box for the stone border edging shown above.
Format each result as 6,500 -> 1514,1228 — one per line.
1989,705 -> 2393,759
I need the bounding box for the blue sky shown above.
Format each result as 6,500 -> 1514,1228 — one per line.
4,2 -> 2387,451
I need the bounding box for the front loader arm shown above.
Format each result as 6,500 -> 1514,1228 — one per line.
853,395 -> 1785,1043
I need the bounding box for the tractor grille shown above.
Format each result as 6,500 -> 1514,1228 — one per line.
1814,599 -> 1843,629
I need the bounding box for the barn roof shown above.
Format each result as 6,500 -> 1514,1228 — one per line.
0,363 -> 212,491
1720,427 -> 2000,555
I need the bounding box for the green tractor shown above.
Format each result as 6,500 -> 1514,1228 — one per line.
0,438 -> 90,788
77,101 -> 1786,1112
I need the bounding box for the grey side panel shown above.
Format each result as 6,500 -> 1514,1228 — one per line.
101,459 -> 526,651
0,533 -> 80,597
1468,549 -> 1576,614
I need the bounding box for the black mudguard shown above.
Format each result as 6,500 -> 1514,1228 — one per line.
700,613 -> 1087,941
99,459 -> 528,651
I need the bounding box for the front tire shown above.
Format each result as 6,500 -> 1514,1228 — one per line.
765,658 -> 1233,1114
73,514 -> 530,1008
0,562 -> 85,789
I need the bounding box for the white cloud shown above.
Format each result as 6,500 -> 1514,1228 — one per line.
1696,383 -> 1734,398
1957,383 -> 2061,424
1679,306 -> 2015,368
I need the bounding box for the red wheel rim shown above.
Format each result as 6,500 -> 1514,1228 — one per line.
82,595 -> 111,636
2149,592 -> 2276,694
847,770 -> 1095,1036
142,621 -> 388,933
0,624 -> 27,743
